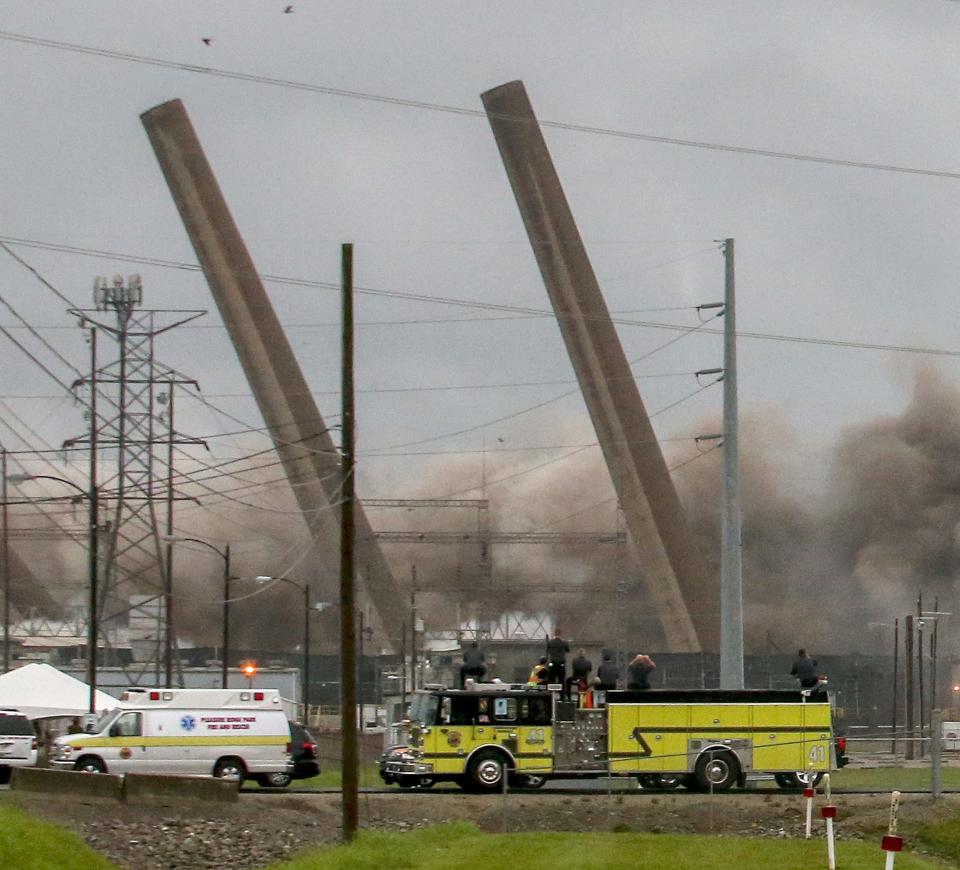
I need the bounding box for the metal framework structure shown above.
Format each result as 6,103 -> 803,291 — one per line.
66,277 -> 204,686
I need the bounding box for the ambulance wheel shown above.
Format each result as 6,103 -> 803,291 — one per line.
74,756 -> 106,774
468,750 -> 508,791
775,771 -> 823,789
257,772 -> 292,788
214,756 -> 246,784
694,750 -> 739,791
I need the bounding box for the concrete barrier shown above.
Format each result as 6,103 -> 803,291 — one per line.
11,766 -> 123,800
123,773 -> 238,805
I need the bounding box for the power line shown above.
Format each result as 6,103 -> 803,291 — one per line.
2,30 -> 958,180
0,370 -> 697,401
4,234 -> 959,360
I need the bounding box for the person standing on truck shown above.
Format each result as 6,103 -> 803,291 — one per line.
790,648 -> 820,689
546,631 -> 570,686
459,640 -> 487,687
627,653 -> 656,690
565,648 -> 593,699
596,650 -> 619,690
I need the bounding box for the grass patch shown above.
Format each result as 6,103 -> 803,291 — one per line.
266,821 -> 944,870
917,810 -> 960,865
0,804 -> 117,870
820,767 -> 960,791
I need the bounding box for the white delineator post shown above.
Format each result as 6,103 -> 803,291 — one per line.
881,791 -> 903,870
804,777 -> 816,839
820,773 -> 837,870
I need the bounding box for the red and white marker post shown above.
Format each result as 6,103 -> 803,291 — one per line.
820,773 -> 837,870
881,791 -> 903,870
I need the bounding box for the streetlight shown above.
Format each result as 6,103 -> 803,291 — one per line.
162,536 -> 231,688
7,473 -> 99,713
255,576 -> 330,721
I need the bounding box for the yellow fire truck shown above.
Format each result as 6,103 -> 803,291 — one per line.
381,684 -> 845,791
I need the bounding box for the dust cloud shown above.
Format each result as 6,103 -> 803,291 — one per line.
677,364 -> 960,655
12,366 -> 960,659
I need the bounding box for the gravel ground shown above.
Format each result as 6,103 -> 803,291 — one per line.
4,789 -> 960,869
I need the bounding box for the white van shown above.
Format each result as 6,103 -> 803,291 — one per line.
0,709 -> 38,783
51,688 -> 291,784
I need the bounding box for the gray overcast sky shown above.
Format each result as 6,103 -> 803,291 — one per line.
3,0 -> 960,517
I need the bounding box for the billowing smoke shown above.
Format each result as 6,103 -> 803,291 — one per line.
677,363 -> 960,655
15,364 -> 960,659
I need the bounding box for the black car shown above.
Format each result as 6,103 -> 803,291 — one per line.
255,721 -> 320,788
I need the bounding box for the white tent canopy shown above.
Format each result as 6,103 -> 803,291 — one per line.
0,663 -> 116,719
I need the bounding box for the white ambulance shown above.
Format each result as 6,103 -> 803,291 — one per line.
51,688 -> 292,784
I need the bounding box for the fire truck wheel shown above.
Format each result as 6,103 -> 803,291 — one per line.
398,777 -> 434,788
468,750 -> 509,790
694,750 -> 739,791
510,773 -> 547,789
638,773 -> 682,790
213,756 -> 246,784
74,756 -> 106,774
775,771 -> 823,789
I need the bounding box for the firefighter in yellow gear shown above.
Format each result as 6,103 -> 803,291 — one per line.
527,657 -> 549,686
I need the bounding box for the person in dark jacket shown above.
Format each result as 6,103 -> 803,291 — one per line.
627,653 -> 656,690
790,648 -> 819,689
596,651 -> 619,690
564,648 -> 593,699
459,640 -> 486,688
546,631 -> 570,686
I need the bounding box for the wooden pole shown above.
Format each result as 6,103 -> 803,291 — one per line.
339,243 -> 358,840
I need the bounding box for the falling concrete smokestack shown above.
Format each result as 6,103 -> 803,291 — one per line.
482,80 -> 716,652
140,98 -> 405,645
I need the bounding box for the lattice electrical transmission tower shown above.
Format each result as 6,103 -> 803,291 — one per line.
66,275 -> 205,687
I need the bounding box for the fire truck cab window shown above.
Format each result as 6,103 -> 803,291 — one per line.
444,695 -> 480,726
411,693 -> 440,726
493,697 -> 518,722
520,696 -> 551,726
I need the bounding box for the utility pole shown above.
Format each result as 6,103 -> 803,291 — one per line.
303,580 -> 310,722
358,610 -> 364,735
918,592 -> 925,755
892,617 -> 899,755
339,242 -> 358,841
164,381 -> 175,688
2,448 -> 9,673
410,565 -> 417,692
905,614 -> 914,761
400,620 -> 407,712
87,328 -> 99,713
221,544 -> 231,689
719,238 -> 743,689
